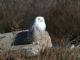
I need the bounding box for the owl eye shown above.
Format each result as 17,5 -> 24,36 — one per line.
38,18 -> 43,22
38,18 -> 40,20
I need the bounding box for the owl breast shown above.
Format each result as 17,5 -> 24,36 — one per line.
35,22 -> 46,31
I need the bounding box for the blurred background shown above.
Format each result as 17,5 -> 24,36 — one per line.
0,0 -> 80,45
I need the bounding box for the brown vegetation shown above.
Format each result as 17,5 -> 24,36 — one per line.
0,48 -> 77,60
0,0 -> 79,34
0,0 -> 79,45
0,0 -> 79,60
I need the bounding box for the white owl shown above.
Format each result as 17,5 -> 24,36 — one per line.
27,16 -> 46,41
32,16 -> 46,31
31,16 -> 52,50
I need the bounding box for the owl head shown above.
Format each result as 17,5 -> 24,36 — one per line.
35,16 -> 45,23
32,16 -> 46,31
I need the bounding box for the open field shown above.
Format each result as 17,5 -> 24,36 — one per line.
0,48 -> 78,60
0,0 -> 80,60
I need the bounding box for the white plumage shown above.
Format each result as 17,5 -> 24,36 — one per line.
31,16 -> 52,51
32,16 -> 46,31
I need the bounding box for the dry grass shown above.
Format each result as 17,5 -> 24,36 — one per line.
0,0 -> 79,60
0,48 -> 77,60
0,0 -> 79,35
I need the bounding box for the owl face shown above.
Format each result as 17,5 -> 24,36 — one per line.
35,16 -> 45,23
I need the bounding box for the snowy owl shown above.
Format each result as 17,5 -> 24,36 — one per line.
23,16 -> 46,44
32,16 -> 46,31
31,16 -> 52,51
